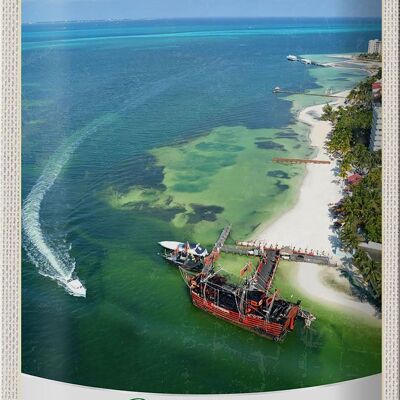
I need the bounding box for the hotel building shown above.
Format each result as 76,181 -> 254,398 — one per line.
368,39 -> 382,54
369,104 -> 382,152
369,80 -> 382,152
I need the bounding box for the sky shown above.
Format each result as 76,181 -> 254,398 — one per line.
23,0 -> 382,23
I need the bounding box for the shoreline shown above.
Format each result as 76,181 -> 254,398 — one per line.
252,91 -> 348,253
295,262 -> 379,319
251,90 -> 380,319
323,54 -> 381,75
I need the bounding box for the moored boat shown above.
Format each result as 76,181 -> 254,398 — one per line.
159,241 -> 209,272
159,241 -> 208,257
158,228 -> 315,342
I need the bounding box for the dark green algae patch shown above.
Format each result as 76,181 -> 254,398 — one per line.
187,204 -> 225,223
101,123 -> 381,391
104,125 -> 307,243
255,140 -> 288,151
267,170 -> 291,179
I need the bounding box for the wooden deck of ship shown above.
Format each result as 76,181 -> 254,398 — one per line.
250,250 -> 279,291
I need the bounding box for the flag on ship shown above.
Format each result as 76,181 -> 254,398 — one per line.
240,261 -> 252,276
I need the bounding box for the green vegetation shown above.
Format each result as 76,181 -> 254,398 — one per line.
322,72 -> 382,301
357,52 -> 382,62
322,105 -> 374,169
339,167 -> 382,247
105,125 -> 308,245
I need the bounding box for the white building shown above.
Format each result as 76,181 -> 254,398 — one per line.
368,39 -> 382,54
369,104 -> 382,151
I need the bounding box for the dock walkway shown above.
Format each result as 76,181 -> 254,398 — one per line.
209,228 -> 332,267
214,225 -> 231,250
221,244 -> 331,266
202,225 -> 232,275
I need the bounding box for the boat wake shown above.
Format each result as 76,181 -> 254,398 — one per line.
22,123 -> 99,295
22,71 -> 191,296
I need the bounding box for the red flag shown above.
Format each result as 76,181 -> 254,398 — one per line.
240,261 -> 252,276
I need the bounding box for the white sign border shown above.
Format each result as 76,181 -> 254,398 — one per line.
1,1 -> 399,399
23,373 -> 382,400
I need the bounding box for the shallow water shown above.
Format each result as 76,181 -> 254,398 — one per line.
22,18 -> 381,393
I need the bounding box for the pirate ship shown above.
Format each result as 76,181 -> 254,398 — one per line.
159,226 -> 316,342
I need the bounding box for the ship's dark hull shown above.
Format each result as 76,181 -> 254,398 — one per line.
191,291 -> 297,341
160,243 -> 308,342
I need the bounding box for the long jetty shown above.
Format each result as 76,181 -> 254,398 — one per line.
221,243 -> 332,266
202,225 -> 232,275
215,225 -> 231,249
209,227 -> 333,267
273,88 -> 346,98
272,157 -> 330,165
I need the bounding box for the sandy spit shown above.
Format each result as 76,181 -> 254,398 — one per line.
252,92 -> 379,318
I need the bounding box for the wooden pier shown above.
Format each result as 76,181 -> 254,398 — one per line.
272,158 -> 330,165
221,245 -> 252,256
272,88 -> 346,98
202,225 -> 232,275
210,227 -> 332,266
215,225 -> 231,250
221,244 -> 332,266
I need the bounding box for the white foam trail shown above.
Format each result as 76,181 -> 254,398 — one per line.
22,72 -> 188,294
23,124 -> 98,282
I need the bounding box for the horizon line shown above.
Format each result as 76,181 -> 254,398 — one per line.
22,16 -> 383,25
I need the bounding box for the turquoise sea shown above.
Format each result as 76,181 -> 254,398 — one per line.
22,18 -> 381,393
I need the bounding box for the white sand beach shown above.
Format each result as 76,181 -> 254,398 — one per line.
296,262 -> 378,318
253,94 -> 348,256
253,92 -> 379,318
322,54 -> 381,75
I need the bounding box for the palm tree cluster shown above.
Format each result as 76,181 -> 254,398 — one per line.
353,249 -> 382,300
339,167 -> 382,247
347,74 -> 380,109
323,106 -> 373,177
357,52 -> 382,62
323,73 -> 382,301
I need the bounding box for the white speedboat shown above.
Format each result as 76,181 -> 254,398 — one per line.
65,278 -> 86,297
158,241 -> 182,251
287,55 -> 298,61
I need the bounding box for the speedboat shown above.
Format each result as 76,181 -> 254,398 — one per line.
158,241 -> 182,251
287,55 -> 298,61
159,241 -> 208,257
65,278 -> 86,297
